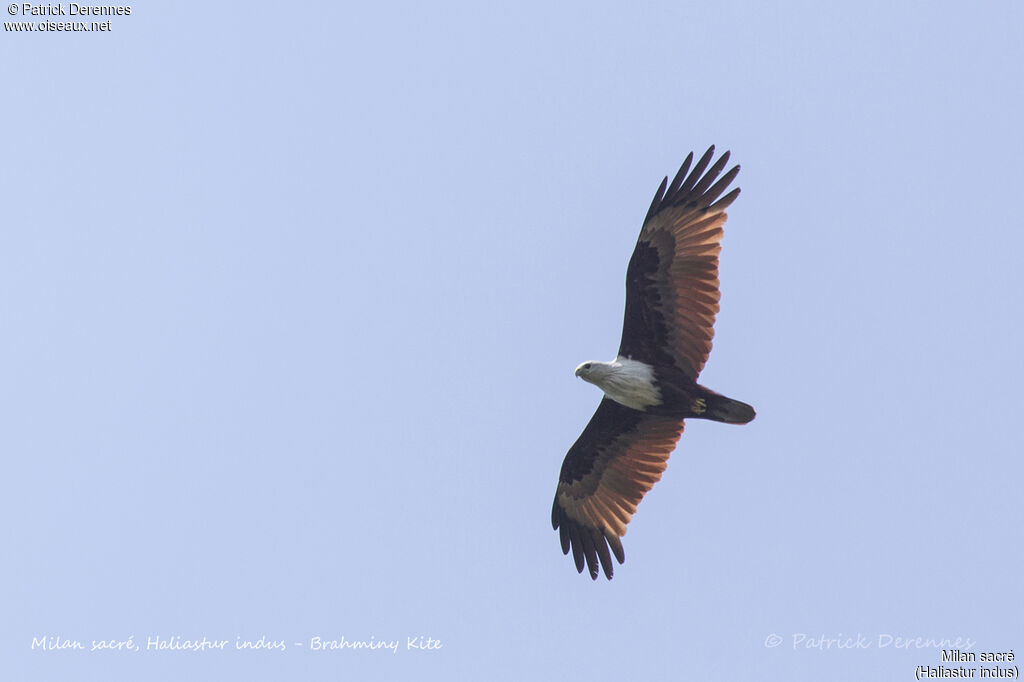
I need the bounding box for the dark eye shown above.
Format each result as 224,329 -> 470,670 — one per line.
584,363 -> 592,369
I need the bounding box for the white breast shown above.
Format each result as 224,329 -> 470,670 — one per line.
595,357 -> 661,410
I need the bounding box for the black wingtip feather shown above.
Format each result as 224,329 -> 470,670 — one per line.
569,525 -> 585,573
644,176 -> 669,223
643,147 -> 742,224
709,186 -> 741,212
701,164 -> 741,207
666,151 -> 694,197
581,531 -> 599,580
679,146 -> 716,193
690,151 -> 731,198
594,533 -> 614,580
606,532 -> 625,565
552,500 -> 620,580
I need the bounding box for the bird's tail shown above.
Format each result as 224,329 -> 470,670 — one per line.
701,393 -> 756,425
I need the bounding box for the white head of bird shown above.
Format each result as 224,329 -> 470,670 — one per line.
573,357 -> 661,411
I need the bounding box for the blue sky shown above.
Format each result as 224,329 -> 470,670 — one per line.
3,2 -> 1022,680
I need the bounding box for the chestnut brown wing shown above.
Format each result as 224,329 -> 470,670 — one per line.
618,147 -> 740,380
551,398 -> 685,580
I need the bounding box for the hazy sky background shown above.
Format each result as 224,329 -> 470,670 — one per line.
3,2 -> 1022,680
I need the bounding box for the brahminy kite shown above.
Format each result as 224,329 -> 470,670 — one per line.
552,146 -> 755,580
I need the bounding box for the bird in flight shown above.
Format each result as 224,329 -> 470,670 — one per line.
551,146 -> 755,580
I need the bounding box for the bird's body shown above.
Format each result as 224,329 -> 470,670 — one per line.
552,146 -> 754,580
575,357 -> 753,422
